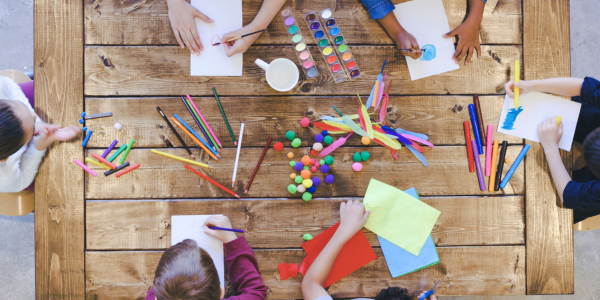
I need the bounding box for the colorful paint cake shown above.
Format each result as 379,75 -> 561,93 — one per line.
303,11 -> 349,83
318,8 -> 362,79
280,7 -> 319,78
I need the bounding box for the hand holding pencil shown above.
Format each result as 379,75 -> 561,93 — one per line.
203,216 -> 238,243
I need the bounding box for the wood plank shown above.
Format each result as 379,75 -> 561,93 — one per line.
86,246 -> 525,299
86,196 -> 524,250
34,0 -> 86,298
84,95 -> 521,148
84,45 -> 521,96
84,146 -> 525,199
523,0 -> 574,294
84,0 -> 521,45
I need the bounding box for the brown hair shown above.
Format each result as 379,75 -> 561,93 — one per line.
0,100 -> 26,160
153,239 -> 221,300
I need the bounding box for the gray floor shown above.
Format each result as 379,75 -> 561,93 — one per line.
1,0 -> 599,299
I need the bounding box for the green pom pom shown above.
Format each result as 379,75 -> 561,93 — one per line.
361,151 -> 371,162
286,131 -> 295,141
353,152 -> 361,162
319,160 -> 325,165
324,155 -> 334,165
289,161 -> 296,167
291,138 -> 301,148
323,135 -> 333,145
303,233 -> 313,241
288,184 -> 297,194
302,192 -> 313,201
295,175 -> 303,184
303,166 -> 309,170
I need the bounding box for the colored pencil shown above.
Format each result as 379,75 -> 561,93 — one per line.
105,162 -> 130,176
473,95 -> 486,146
185,165 -> 240,198
494,141 -> 508,191
181,96 -> 216,151
102,140 -> 118,158
485,124 -> 493,176
499,144 -> 530,189
208,226 -> 245,233
156,106 -> 195,159
108,143 -> 128,163
151,149 -> 212,169
463,121 -> 475,172
82,130 -> 93,147
232,123 -> 245,187
120,139 -> 135,165
488,141 -> 499,192
468,104 -> 483,154
74,159 -> 97,177
245,137 -> 272,194
187,94 -> 222,148
84,112 -> 112,119
418,279 -> 441,300
92,153 -> 117,170
514,60 -> 520,108
557,115 -> 562,126
212,29 -> 266,46
212,87 -> 236,145
173,114 -> 221,160
85,157 -> 111,170
472,140 -> 486,191
115,163 -> 140,178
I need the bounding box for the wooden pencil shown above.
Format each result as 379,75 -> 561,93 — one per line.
185,165 -> 240,198
181,96 -> 216,151
473,94 -> 486,145
245,137 -> 272,194
232,123 -> 245,187
151,149 -> 212,169
171,117 -> 220,161
173,113 -> 221,159
212,87 -> 237,145
186,95 -> 221,149
156,106 -> 195,159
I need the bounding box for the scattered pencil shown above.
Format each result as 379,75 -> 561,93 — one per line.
212,87 -> 236,145
232,123 -> 245,187
85,157 -> 111,170
245,137 -> 272,194
212,29 -> 265,46
207,226 -> 245,233
187,94 -> 222,149
92,153 -> 117,170
115,163 -> 140,178
74,159 -> 97,177
181,96 -> 216,151
101,140 -> 118,159
156,106 -> 195,159
105,162 -> 131,176
185,165 -> 240,199
172,114 -> 220,160
84,112 -> 112,120
151,149 -> 212,169
185,95 -> 220,151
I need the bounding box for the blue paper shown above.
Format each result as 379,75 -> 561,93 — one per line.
378,188 -> 439,278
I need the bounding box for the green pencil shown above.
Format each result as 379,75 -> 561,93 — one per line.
108,143 -> 128,163
120,139 -> 136,165
212,87 -> 236,146
186,97 -> 219,150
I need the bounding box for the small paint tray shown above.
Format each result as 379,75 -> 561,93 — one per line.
280,7 -> 319,79
303,11 -> 348,84
318,8 -> 362,80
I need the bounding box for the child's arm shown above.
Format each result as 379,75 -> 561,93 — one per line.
443,0 -> 485,65
538,117 -> 570,203
166,0 -> 214,54
301,200 -> 370,300
505,78 -> 584,98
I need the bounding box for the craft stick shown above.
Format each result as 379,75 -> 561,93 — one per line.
82,130 -> 93,147
488,141 -> 499,192
212,87 -> 236,145
514,60 -> 520,108
151,149 -> 212,169
172,114 -> 220,160
74,159 -> 97,177
186,95 -> 220,149
494,141 -> 508,191
473,95 -> 486,146
115,163 -> 140,178
104,162 -> 130,176
557,115 -> 562,126
185,165 -> 240,198
181,96 -> 216,151
485,125 -> 493,176
472,140 -> 486,191
245,137 -> 272,195
101,140 -> 118,158
463,121 -> 475,172
84,112 -> 112,120
92,153 -> 117,170
499,144 -> 530,189
232,123 -> 245,187
156,106 -> 194,159
468,104 -> 483,155
207,226 -> 245,233
108,143 -> 128,163
85,157 -> 111,170
187,95 -> 222,148
212,29 -> 265,46
120,139 -> 136,165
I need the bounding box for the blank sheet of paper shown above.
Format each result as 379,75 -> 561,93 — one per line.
190,0 -> 243,76
171,215 -> 225,287
393,0 -> 459,80
498,92 -> 581,151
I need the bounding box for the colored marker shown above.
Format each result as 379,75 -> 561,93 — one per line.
85,157 -> 111,170
473,95 -> 486,145
108,143 -> 128,163
207,226 -> 245,233
557,115 -> 562,126
120,139 -> 136,165
115,163 -> 141,178
73,159 -> 97,177
472,140 -> 486,191
104,162 -> 130,176
463,121 -> 475,172
500,144 -> 530,189
494,141 -> 508,191
514,60 -> 520,108
91,153 -> 117,170
468,104 -> 483,155
488,141 -> 499,192
418,279 -> 441,300
485,125 -> 493,176
82,130 -> 93,147
101,140 -> 118,158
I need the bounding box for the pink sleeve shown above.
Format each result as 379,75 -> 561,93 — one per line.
144,287 -> 155,300
222,236 -> 267,300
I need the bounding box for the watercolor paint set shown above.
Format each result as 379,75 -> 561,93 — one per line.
318,8 -> 361,79
303,11 -> 349,83
280,7 -> 319,79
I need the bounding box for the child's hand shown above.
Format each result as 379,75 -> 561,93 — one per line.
166,0 -> 213,54
336,200 -> 370,240
505,79 -> 533,98
34,125 -> 81,151
538,117 -> 563,149
220,26 -> 262,57
394,30 -> 422,60
203,216 -> 238,243
417,291 -> 437,300
443,18 -> 481,65
34,121 -> 60,136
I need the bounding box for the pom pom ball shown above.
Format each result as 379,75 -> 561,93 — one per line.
301,170 -> 311,179
310,166 -> 317,172
307,185 -> 316,193
310,158 -> 316,165
315,134 -> 324,143
300,117 -> 310,127
324,155 -> 334,165
325,174 -> 335,184
301,155 -> 311,166
320,164 -> 330,173
505,158 -> 511,164
361,136 -> 371,145
290,173 -> 296,180
321,130 -> 328,136
291,138 -> 301,148
312,177 -> 321,187
297,184 -> 306,193
352,162 -> 363,172
319,160 -> 325,165
361,151 -> 371,162
302,179 -> 313,188
288,184 -> 297,194
314,161 -> 320,167
323,135 -> 333,145
295,176 -> 303,184
353,152 -> 361,162
294,162 -> 304,171
114,123 -> 122,131
274,142 -> 284,151
303,166 -> 309,170
312,143 -> 323,151
311,150 -> 317,156
285,131 -> 295,141
303,233 -> 313,241
287,152 -> 294,159
302,192 -> 312,201
289,161 -> 296,167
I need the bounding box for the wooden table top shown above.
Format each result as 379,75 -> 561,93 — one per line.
34,0 -> 574,298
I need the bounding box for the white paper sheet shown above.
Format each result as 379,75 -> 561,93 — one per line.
190,0 -> 243,76
393,0 -> 459,80
497,92 -> 581,151
171,215 -> 225,287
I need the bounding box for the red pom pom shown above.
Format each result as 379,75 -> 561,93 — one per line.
311,150 -> 317,156
300,117 -> 310,127
273,142 -> 284,151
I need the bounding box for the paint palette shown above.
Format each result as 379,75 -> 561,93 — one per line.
318,8 -> 362,79
303,11 -> 349,83
280,7 -> 319,79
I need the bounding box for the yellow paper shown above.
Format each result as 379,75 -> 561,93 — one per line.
363,179 -> 441,255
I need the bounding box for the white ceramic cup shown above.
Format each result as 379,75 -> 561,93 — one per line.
255,58 -> 299,92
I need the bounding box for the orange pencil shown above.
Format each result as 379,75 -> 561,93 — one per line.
185,165 -> 240,198
171,117 -> 220,161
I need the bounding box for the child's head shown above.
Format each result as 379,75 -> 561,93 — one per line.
0,99 -> 36,161
153,239 -> 221,300
584,128 -> 600,178
374,287 -> 413,300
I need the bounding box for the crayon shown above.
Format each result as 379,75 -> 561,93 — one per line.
108,143 -> 128,163
92,153 -> 117,170
101,140 -> 118,158
557,115 -> 562,126
74,159 -> 97,177
472,140 -> 486,191
120,139 -> 136,165
500,144 -> 530,189
82,130 -> 93,147
104,162 -> 131,176
468,104 -> 483,154
85,157 -> 111,170
84,112 -> 112,119
115,163 -> 141,178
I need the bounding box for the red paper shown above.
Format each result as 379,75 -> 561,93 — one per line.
299,222 -> 377,287
278,263 -> 289,280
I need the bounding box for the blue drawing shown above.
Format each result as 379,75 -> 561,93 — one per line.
501,106 -> 524,130
419,44 -> 436,61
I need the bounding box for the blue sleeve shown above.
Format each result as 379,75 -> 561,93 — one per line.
578,77 -> 600,110
563,180 -> 600,211
360,0 -> 396,20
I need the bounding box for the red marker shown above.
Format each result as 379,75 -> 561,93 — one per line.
463,121 -> 475,172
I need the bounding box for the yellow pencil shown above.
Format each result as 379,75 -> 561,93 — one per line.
514,60 -> 520,108
557,115 -> 562,126
151,149 -> 212,169
85,157 -> 111,170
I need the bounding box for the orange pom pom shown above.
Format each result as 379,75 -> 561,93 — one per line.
301,155 -> 311,166
301,170 -> 312,179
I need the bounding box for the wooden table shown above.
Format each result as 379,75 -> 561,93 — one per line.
34,0 -> 574,298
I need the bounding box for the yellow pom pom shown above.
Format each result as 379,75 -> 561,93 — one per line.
290,173 -> 296,180
287,152 -> 294,159
361,136 -> 371,145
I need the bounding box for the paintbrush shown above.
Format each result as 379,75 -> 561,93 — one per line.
399,48 -> 427,52
212,29 -> 266,46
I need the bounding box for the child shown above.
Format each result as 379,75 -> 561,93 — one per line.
166,0 -> 285,57
505,77 -> 600,223
301,200 -> 437,300
145,215 -> 267,300
361,0 -> 486,65
0,76 -> 80,193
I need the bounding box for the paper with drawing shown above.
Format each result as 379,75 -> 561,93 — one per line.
191,0 -> 243,76
393,0 -> 459,80
498,92 -> 581,151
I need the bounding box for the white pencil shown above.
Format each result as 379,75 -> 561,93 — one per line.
232,123 -> 245,187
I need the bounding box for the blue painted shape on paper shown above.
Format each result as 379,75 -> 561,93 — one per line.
419,44 -> 436,61
502,106 -> 524,130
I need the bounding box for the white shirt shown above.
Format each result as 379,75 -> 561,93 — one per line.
0,76 -> 45,192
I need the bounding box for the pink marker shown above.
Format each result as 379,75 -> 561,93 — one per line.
186,94 -> 222,148
485,124 -> 493,176
73,159 -> 97,177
